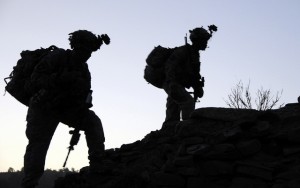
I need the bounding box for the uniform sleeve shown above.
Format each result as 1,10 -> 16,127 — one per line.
192,61 -> 202,87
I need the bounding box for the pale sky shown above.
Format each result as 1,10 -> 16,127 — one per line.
0,0 -> 299,172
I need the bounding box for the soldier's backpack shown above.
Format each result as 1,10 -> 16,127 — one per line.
4,45 -> 58,106
144,45 -> 175,88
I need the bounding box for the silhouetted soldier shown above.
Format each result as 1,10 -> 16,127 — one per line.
162,25 -> 217,128
21,30 -> 110,188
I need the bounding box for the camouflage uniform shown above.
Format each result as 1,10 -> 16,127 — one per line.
22,48 -> 105,188
163,44 -> 203,125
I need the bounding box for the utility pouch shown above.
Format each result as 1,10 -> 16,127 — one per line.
85,90 -> 93,108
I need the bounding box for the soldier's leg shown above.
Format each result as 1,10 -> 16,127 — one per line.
81,110 -> 106,172
165,83 -> 195,121
164,95 -> 181,123
163,83 -> 181,126
180,93 -> 195,120
22,107 -> 59,188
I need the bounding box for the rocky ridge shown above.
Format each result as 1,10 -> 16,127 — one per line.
55,103 -> 300,188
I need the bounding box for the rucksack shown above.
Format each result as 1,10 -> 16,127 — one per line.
144,45 -> 175,88
4,45 -> 58,106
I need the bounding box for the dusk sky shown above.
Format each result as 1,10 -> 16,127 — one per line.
0,0 -> 299,172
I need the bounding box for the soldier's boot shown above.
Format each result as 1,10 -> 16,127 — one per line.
89,154 -> 115,174
88,143 -> 114,175
180,99 -> 195,121
87,154 -> 115,187
21,180 -> 38,188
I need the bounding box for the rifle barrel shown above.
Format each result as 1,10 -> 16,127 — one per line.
63,148 -> 71,167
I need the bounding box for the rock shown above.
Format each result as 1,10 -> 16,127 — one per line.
190,107 -> 259,121
186,177 -> 204,188
177,167 -> 199,176
151,172 -> 185,187
231,177 -> 269,188
203,143 -> 241,160
186,144 -> 211,155
236,161 -> 273,181
182,136 -> 204,145
54,105 -> 300,188
236,139 -> 261,156
200,160 -> 234,176
173,156 -> 194,167
187,177 -> 231,188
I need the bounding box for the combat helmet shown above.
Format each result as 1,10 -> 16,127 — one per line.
189,25 -> 217,42
69,30 -> 110,52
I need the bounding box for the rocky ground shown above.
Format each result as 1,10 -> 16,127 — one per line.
54,102 -> 300,188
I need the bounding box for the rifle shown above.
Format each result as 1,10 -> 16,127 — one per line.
191,77 -> 205,102
63,128 -> 81,167
200,77 -> 205,87
187,92 -> 200,103
184,33 -> 188,45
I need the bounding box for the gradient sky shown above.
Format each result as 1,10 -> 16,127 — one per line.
0,0 -> 299,172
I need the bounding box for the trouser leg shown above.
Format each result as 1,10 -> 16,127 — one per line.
165,95 -> 181,123
180,96 -> 195,120
164,83 -> 195,122
22,108 -> 58,188
81,110 -> 105,168
60,109 -> 106,173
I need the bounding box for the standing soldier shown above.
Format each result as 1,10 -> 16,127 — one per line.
162,25 -> 217,128
22,30 -> 110,188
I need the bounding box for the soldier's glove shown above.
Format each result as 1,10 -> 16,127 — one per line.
194,86 -> 204,102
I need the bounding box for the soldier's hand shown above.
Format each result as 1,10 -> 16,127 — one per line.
194,87 -> 204,102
